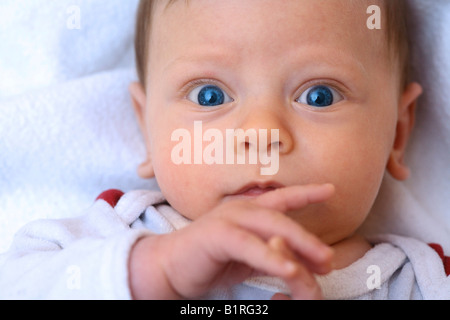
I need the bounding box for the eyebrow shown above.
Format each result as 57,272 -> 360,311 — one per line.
162,44 -> 369,87
164,0 -> 187,11
162,51 -> 234,75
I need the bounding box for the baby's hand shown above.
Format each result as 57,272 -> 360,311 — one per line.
129,184 -> 335,300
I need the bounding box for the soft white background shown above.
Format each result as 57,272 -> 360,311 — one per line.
0,0 -> 449,253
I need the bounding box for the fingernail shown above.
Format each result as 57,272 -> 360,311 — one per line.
284,261 -> 298,274
318,246 -> 334,264
319,247 -> 335,273
322,183 -> 335,193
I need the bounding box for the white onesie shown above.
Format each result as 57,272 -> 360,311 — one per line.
1,189 -> 449,300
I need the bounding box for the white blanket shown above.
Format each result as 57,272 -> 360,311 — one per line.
0,0 -> 449,253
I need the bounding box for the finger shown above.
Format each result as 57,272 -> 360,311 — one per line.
270,235 -> 333,276
283,262 -> 323,300
210,226 -> 301,280
254,184 -> 335,213
269,237 -> 322,300
224,207 -> 334,274
268,236 -> 296,260
271,293 -> 291,300
254,185 -> 335,273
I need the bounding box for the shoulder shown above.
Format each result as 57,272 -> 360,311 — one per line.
427,243 -> 450,276
318,234 -> 450,300
13,189 -> 167,244
370,234 -> 450,275
96,189 -> 191,233
369,234 -> 450,299
95,189 -> 125,208
96,189 -> 167,225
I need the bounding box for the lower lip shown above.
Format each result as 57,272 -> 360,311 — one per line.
237,187 -> 276,197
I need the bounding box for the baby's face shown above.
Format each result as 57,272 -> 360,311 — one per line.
135,0 -> 415,245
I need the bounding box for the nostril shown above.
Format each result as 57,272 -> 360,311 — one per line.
270,141 -> 282,153
272,141 -> 281,148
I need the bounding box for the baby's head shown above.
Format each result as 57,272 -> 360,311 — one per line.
129,0 -> 422,245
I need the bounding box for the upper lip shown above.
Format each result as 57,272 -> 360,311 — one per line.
232,181 -> 285,195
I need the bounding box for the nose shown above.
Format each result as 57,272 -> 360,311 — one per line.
235,105 -> 294,155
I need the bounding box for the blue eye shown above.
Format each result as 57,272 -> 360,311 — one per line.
187,84 -> 233,107
297,85 -> 342,108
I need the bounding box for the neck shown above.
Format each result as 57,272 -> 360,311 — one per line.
330,234 -> 373,270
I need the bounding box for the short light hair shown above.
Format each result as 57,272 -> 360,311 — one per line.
134,0 -> 410,90
385,0 -> 410,89
134,0 -> 153,90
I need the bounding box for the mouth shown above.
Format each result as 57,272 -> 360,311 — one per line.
231,181 -> 285,198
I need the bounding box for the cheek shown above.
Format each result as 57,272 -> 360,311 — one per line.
312,120 -> 393,214
147,112 -> 223,219
151,148 -> 224,220
333,145 -> 387,214
296,132 -> 390,243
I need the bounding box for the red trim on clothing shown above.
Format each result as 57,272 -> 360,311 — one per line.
429,243 -> 450,276
96,189 -> 124,208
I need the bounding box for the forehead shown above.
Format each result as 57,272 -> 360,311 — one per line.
148,0 -> 386,78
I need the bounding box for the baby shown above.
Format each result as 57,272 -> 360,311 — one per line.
128,0 -> 424,299
1,0 -> 449,300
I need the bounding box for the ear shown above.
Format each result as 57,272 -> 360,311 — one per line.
129,82 -> 155,179
387,82 -> 423,181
